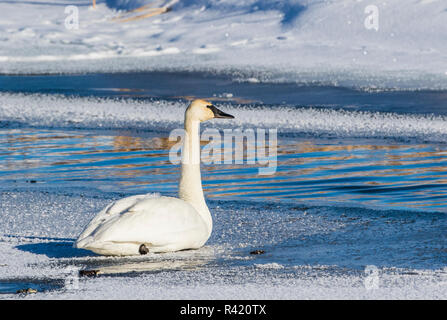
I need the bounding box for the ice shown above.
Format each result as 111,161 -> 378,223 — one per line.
0,187 -> 446,299
0,1 -> 446,89
15,268 -> 447,299
2,93 -> 447,143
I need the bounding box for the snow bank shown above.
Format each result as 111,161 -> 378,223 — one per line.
0,0 -> 446,88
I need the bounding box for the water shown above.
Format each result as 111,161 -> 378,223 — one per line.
0,72 -> 446,297
1,72 -> 447,212
0,278 -> 64,295
2,72 -> 447,115
1,128 -> 447,212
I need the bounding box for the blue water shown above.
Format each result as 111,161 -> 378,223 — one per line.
2,72 -> 447,115
0,72 -> 446,276
2,128 -> 447,212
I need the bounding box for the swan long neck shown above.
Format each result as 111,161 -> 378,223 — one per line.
179,117 -> 212,235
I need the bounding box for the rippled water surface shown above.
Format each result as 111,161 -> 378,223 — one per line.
1,127 -> 447,212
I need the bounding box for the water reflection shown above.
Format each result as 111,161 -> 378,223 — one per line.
1,128 -> 447,212
85,254 -> 212,275
69,246 -> 217,275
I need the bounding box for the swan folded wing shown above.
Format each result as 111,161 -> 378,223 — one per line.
76,196 -> 208,250
76,193 -> 159,243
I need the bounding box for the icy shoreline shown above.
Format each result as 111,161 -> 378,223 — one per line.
1,189 -> 446,299
2,263 -> 447,299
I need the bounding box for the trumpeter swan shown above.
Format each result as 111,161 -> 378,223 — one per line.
75,99 -> 234,256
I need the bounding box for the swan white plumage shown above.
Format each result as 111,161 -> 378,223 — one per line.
74,99 -> 234,256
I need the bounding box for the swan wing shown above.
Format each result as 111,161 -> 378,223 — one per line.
76,193 -> 159,242
75,194 -> 208,254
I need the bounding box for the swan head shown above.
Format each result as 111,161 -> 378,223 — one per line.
186,99 -> 234,122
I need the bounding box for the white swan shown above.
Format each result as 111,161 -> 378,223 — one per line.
75,99 -> 234,256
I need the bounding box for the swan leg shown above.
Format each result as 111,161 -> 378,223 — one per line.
79,269 -> 100,277
139,244 -> 149,255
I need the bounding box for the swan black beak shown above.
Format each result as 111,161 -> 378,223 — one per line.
207,105 -> 234,119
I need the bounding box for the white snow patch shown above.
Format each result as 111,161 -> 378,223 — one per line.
255,263 -> 284,269
0,0 -> 445,88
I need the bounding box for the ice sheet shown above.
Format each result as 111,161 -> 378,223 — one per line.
2,93 -> 447,142
0,189 -> 446,299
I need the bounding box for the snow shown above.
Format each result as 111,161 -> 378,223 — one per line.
1,190 -> 446,299
0,0 -> 446,89
22,269 -> 447,299
2,92 -> 447,142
